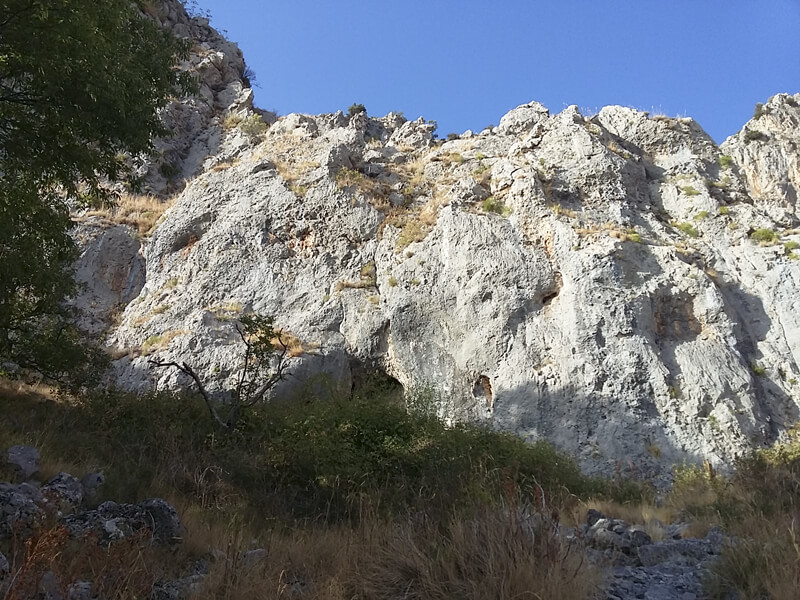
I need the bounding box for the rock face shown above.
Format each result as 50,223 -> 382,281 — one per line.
722,93 -> 800,224
65,0 -> 800,476
100,89 -> 800,476
132,0 -> 261,196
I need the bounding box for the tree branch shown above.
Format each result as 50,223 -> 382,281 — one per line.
148,359 -> 230,429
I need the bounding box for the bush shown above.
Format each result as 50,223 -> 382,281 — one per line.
750,228 -> 777,244
238,113 -> 268,138
347,103 -> 366,117
744,129 -> 767,143
482,196 -> 511,216
753,102 -> 766,119
718,155 -> 734,169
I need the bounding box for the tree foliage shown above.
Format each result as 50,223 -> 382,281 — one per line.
0,0 -> 192,383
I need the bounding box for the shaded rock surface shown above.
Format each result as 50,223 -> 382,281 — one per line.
62,498 -> 185,546
6,444 -> 39,481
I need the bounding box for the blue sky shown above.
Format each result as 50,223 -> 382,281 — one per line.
194,1 -> 800,143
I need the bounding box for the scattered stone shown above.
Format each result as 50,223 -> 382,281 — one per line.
62,498 -> 185,546
0,481 -> 44,538
7,445 -> 40,481
240,548 -> 267,568
80,471 -> 105,503
43,472 -> 84,513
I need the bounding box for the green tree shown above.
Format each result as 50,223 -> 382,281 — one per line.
0,0 -> 192,384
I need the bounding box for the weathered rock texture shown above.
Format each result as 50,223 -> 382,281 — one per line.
96,89 -> 800,476
75,1 -> 800,476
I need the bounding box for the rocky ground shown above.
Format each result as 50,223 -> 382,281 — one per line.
0,444 -> 728,599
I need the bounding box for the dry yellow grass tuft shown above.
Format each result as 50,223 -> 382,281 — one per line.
83,193 -> 174,236
271,329 -> 316,358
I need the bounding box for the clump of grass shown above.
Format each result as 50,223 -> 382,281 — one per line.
750,228 -> 777,244
394,217 -> 430,252
694,210 -> 709,221
783,241 -> 799,252
626,231 -> 642,243
336,166 -> 392,208
82,193 -> 173,236
151,304 -> 170,315
481,195 -> 511,216
221,112 -> 243,130
718,206 -> 730,216
680,185 -> 701,196
363,506 -> 600,600
718,155 -> 734,169
140,330 -> 184,355
675,222 -> 700,238
750,362 -> 767,377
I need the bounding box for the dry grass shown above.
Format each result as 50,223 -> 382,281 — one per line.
575,221 -> 633,239
4,526 -> 164,600
335,167 -> 393,210
362,508 -> 600,600
271,329 -> 316,358
184,504 -> 600,600
140,329 -> 187,355
83,193 -> 173,236
210,157 -> 239,172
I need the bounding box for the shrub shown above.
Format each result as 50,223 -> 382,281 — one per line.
482,196 -> 510,216
718,155 -> 734,169
238,114 -> 268,138
744,129 -> 767,143
750,362 -> 767,377
753,102 -> 766,119
750,228 -> 777,244
718,206 -> 730,215
348,103 -> 367,117
784,241 -> 800,252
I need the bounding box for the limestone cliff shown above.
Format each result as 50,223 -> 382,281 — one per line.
75,2 -> 800,475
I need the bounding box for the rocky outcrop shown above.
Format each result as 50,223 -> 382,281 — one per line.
131,0 -> 261,196
98,91 -> 800,476
722,93 -> 800,224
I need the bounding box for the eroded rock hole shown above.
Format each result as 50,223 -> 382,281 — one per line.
473,375 -> 494,410
542,272 -> 563,306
